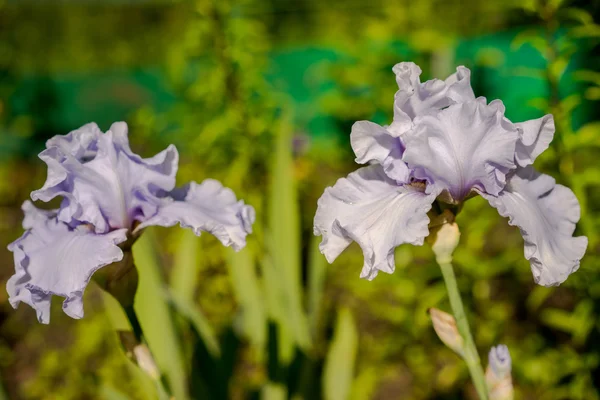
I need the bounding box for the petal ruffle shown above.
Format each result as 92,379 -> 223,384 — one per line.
403,99 -> 519,202
350,121 -> 410,183
32,122 -> 179,232
392,62 -> 475,133
314,165 -> 436,280
7,201 -> 128,323
482,167 -> 587,286
514,114 -> 555,167
135,179 -> 255,251
45,122 -> 103,161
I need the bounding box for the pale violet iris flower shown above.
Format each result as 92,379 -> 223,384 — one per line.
314,62 -> 587,285
7,122 -> 255,323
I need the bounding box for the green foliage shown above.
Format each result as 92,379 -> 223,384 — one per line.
133,232 -> 189,400
323,309 -> 358,400
1,0 -> 600,399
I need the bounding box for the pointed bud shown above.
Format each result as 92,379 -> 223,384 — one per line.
133,343 -> 161,380
429,307 -> 465,357
486,345 -> 514,400
430,222 -> 460,264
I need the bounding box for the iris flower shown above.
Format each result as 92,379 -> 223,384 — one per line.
314,62 -> 587,285
7,122 -> 255,323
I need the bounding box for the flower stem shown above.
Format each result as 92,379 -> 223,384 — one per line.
438,260 -> 488,400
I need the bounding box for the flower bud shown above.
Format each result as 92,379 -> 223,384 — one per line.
486,345 -> 514,400
429,307 -> 465,357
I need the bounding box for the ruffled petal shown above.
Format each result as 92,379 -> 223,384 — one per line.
514,114 -> 555,167
350,121 -> 410,183
134,179 -> 255,251
402,99 -> 519,202
392,62 -> 475,132
7,201 -> 128,323
482,167 -> 587,286
314,165 -> 436,280
45,122 -> 103,161
32,122 -> 179,232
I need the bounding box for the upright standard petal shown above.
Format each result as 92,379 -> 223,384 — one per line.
135,179 -> 255,251
350,121 -> 410,183
403,100 -> 519,202
392,62 -> 475,132
32,123 -> 179,232
314,165 -> 436,280
514,114 -> 555,167
7,202 -> 128,323
45,122 -> 103,161
483,167 -> 587,286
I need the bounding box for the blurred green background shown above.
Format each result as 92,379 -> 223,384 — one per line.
1,0 -> 600,399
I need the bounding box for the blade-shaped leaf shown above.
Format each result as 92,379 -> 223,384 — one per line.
308,232 -> 327,335
226,247 -> 267,348
166,288 -> 221,357
261,383 -> 287,400
268,123 -> 311,351
263,255 -> 295,365
133,230 -> 189,400
323,308 -> 358,400
170,229 -> 201,304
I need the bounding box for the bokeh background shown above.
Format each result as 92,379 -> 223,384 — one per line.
1,0 -> 600,399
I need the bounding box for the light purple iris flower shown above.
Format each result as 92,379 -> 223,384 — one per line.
7,122 -> 255,323
314,62 -> 587,285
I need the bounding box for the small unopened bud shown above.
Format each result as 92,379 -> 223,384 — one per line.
431,222 -> 461,264
429,308 -> 465,357
486,345 -> 514,400
133,344 -> 161,380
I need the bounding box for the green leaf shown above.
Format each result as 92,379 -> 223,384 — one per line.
549,57 -> 569,81
571,24 -> 600,38
226,247 -> 267,348
323,308 -> 358,400
540,308 -> 574,334
527,97 -> 549,111
559,93 -> 581,114
170,229 -> 201,304
547,0 -> 566,12
166,288 -> 221,357
526,286 -> 553,312
261,383 -> 288,400
562,7 -> 594,25
585,87 -> 600,101
268,121 -> 311,352
564,122 -> 600,151
573,69 -> 600,85
133,230 -> 189,400
100,385 -> 131,400
102,289 -> 133,332
262,255 -> 295,364
308,232 -> 327,335
511,29 -> 547,54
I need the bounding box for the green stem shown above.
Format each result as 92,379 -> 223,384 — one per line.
438,260 -> 488,400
